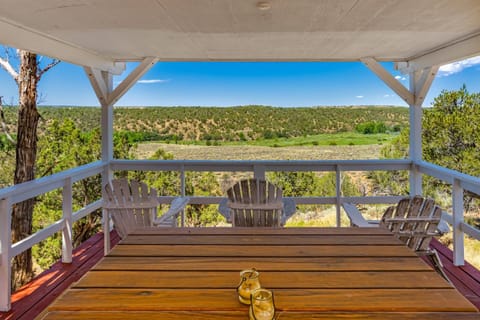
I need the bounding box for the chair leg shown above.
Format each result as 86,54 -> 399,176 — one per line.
426,249 -> 452,285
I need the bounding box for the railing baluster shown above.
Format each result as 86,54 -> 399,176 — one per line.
62,178 -> 73,263
102,162 -> 112,254
452,178 -> 465,266
180,165 -> 186,227
335,165 -> 342,227
0,197 -> 12,311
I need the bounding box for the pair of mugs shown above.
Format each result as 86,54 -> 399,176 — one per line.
237,268 -> 276,320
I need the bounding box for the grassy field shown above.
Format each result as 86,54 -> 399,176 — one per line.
137,142 -> 385,160
177,132 -> 397,147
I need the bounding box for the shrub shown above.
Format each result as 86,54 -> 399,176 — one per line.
355,121 -> 387,134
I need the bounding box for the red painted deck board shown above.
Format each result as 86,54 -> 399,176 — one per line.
1,231 -> 479,319
0,231 -> 120,320
426,238 -> 480,310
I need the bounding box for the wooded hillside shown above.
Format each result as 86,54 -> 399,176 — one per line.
1,105 -> 408,142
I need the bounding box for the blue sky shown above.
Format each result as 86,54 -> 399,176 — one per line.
0,56 -> 479,107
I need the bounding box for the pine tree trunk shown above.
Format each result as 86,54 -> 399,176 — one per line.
11,51 -> 38,290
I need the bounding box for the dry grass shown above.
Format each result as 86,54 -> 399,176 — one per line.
136,143 -> 383,160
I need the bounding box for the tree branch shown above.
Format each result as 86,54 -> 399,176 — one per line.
0,97 -> 16,145
37,59 -> 61,80
0,56 -> 19,83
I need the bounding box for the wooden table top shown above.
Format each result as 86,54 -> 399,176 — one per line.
40,227 -> 479,319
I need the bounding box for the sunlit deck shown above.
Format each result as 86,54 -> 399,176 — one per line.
0,228 -> 480,319
0,232 -> 120,320
1,1 -> 480,318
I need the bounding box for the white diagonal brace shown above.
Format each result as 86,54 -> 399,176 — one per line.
107,57 -> 158,106
361,57 -> 414,105
414,66 -> 439,106
84,67 -> 110,107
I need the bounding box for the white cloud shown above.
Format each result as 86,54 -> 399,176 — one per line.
137,79 -> 170,84
355,95 -> 364,98
394,75 -> 407,81
383,94 -> 392,98
438,56 -> 480,76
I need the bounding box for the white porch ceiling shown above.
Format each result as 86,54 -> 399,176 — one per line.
0,0 -> 479,72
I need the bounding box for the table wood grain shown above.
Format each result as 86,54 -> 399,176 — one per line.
40,227 -> 479,319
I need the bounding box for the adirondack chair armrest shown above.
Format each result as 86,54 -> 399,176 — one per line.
342,202 -> 378,228
437,219 -> 450,235
153,197 -> 190,225
218,198 -> 231,222
281,198 -> 296,225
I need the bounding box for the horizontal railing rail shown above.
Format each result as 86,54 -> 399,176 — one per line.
0,162 -> 106,311
10,200 -> 103,258
1,158 -> 480,312
111,159 -> 413,172
0,161 -> 105,204
416,160 -> 480,265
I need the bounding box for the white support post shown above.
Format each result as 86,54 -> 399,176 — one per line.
85,67 -> 114,165
362,57 -> 433,196
364,58 -> 438,197
62,178 -> 73,263
85,59 -> 157,253
101,71 -> 114,254
408,67 -> 438,196
335,165 -> 342,227
100,71 -> 114,165
86,59 -> 157,165
86,68 -> 114,253
409,70 -> 423,196
409,66 -> 438,196
0,198 -> 12,311
452,179 -> 465,266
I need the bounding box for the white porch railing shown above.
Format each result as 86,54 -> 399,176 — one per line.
0,161 -> 106,312
1,158 -> 480,311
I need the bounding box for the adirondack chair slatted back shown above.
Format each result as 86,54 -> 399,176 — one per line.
227,179 -> 283,227
104,179 -> 158,238
380,196 -> 442,253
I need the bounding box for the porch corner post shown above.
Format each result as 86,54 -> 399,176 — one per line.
0,198 -> 12,311
101,71 -> 114,254
408,71 -> 423,196
86,59 -> 157,254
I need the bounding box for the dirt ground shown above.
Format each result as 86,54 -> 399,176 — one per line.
136,143 -> 384,160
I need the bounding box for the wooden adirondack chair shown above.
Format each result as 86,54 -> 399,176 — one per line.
226,178 -> 283,227
343,196 -> 451,282
104,178 -> 189,238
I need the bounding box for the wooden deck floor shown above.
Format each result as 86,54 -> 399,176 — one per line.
0,231 -> 479,319
0,231 -> 120,320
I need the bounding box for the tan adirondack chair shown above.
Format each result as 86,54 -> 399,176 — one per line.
343,196 -> 451,282
104,178 -> 189,238
226,178 -> 283,227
